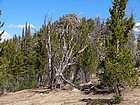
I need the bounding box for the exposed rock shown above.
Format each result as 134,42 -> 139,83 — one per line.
53,14 -> 81,32
72,88 -> 80,92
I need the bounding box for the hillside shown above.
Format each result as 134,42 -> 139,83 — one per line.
0,86 -> 140,105
0,0 -> 140,104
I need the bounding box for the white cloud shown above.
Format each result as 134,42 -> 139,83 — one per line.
133,22 -> 140,33
8,24 -> 25,29
0,31 -> 12,42
7,23 -> 35,29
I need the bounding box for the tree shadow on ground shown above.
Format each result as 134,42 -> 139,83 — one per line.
80,98 -> 112,105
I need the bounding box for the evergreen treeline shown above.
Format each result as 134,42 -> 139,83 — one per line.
0,0 -> 139,98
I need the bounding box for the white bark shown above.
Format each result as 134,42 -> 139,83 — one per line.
43,19 -> 90,89
43,18 -> 54,88
52,23 -> 90,88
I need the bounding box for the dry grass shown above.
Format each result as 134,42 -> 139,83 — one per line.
0,87 -> 140,105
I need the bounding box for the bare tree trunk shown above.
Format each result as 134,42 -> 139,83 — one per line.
61,74 -> 79,89
42,18 -> 53,89
43,18 -> 90,90
84,70 -> 88,82
72,69 -> 79,83
115,84 -> 121,96
47,25 -> 53,89
0,86 -> 4,96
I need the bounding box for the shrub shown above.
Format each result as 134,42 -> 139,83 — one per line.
111,94 -> 122,104
92,99 -> 104,105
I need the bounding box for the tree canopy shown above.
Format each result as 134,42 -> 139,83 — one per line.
0,1 -> 139,99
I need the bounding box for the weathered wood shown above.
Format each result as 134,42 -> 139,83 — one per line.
43,15 -> 91,90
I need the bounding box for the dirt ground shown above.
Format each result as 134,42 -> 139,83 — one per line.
0,86 -> 140,105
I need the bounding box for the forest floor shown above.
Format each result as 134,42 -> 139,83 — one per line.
0,86 -> 140,105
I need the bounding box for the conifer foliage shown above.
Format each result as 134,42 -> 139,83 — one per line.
0,10 -> 5,95
135,33 -> 140,67
101,0 -> 138,95
0,0 -> 139,97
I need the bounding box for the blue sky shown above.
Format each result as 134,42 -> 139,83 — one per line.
0,0 -> 140,41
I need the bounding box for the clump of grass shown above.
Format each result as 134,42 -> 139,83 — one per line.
111,94 -> 123,104
92,99 -> 104,105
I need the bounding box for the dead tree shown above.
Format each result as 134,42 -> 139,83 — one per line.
42,17 -> 90,89
41,17 -> 54,89
53,21 -> 90,89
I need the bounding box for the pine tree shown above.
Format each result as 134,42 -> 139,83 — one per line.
101,0 -> 138,95
33,30 -> 47,87
0,40 -> 14,93
137,34 -> 140,50
0,9 -> 5,95
7,35 -> 24,91
76,17 -> 99,82
0,40 -> 8,94
20,23 -> 37,89
135,33 -> 140,67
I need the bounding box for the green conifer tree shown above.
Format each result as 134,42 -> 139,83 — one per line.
0,9 -> 5,95
137,34 -> 140,50
76,17 -> 98,82
135,33 -> 140,67
33,30 -> 47,87
20,23 -> 37,89
101,0 -> 138,95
